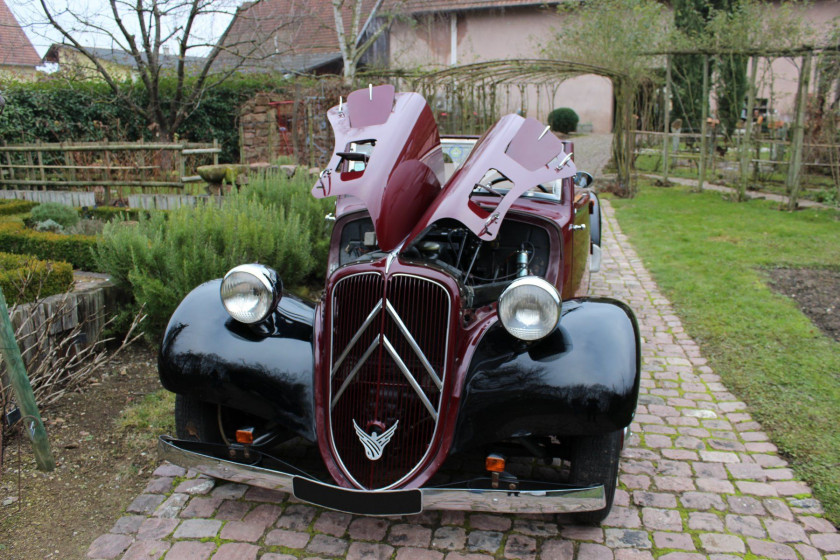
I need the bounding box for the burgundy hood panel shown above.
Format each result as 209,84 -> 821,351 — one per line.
404,114 -> 577,246
312,84 -> 443,252
314,86 -> 576,251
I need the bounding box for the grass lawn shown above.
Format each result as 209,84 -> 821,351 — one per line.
611,182 -> 840,525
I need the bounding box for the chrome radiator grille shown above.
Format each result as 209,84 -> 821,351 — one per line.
330,272 -> 450,489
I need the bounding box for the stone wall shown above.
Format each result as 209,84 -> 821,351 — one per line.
239,93 -> 288,165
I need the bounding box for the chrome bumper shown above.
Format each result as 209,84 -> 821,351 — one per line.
159,437 -> 605,516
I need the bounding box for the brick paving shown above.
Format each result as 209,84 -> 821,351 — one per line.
88,200 -> 838,559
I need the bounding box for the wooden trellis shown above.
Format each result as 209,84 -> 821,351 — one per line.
361,59 -> 635,196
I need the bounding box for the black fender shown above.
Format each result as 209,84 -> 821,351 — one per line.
451,297 -> 640,453
158,280 -> 317,441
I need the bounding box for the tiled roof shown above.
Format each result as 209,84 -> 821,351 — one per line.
43,45 -> 206,70
0,0 -> 41,68
216,0 -> 378,72
215,0 -> 563,72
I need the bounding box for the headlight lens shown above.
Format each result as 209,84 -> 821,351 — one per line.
498,276 -> 561,341
220,264 -> 280,324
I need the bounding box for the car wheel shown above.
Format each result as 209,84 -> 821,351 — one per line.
175,394 -> 223,443
568,429 -> 622,524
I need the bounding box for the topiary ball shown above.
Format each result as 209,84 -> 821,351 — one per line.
547,108 -> 580,134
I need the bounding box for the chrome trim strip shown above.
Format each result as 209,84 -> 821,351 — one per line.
385,300 -> 443,390
331,335 -> 382,409
159,437 -> 607,515
383,336 -> 438,421
330,299 -> 382,378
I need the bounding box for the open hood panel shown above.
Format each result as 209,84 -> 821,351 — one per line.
312,84 -> 444,252
313,86 -> 576,253
404,114 -> 577,248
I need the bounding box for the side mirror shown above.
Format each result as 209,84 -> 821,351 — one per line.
574,171 -> 593,188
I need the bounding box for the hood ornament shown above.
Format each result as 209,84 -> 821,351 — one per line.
353,419 -> 399,461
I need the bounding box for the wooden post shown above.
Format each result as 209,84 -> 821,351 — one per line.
786,53 -> 812,211
738,55 -> 760,202
178,146 -> 186,184
37,141 -> 46,189
25,150 -> 34,186
663,55 -> 672,181
0,287 -> 55,472
213,139 -> 219,166
3,140 -> 15,184
64,143 -> 76,184
698,54 -> 710,192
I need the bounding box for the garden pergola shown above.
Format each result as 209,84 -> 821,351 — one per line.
362,59 -> 636,196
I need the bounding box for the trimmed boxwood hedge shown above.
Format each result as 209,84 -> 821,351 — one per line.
0,252 -> 74,305
0,222 -> 98,271
0,200 -> 38,216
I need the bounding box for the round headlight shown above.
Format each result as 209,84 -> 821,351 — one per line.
220,264 -> 280,324
498,276 -> 561,341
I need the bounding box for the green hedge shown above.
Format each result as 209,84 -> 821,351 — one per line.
0,200 -> 38,216
0,222 -> 98,271
0,252 -> 74,305
0,75 -> 291,163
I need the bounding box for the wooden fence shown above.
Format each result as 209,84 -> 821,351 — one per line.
633,129 -> 840,176
0,140 -> 221,204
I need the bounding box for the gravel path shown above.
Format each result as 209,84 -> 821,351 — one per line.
87,199 -> 839,560
569,133 -> 614,179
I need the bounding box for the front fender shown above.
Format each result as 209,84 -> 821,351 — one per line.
158,280 -> 317,441
451,297 -> 640,453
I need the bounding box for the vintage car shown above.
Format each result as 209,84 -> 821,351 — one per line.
158,85 -> 640,522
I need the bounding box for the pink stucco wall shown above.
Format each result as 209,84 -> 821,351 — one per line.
389,6 -> 615,133
751,1 -> 839,125
389,1 -> 840,134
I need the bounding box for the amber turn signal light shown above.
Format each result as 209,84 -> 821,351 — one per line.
235,428 -> 255,444
485,454 -> 505,473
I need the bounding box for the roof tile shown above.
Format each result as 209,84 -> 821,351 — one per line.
0,0 -> 41,68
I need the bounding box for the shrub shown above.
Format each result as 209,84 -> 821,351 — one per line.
0,252 -> 74,305
35,219 -> 64,233
0,222 -> 98,270
84,206 -> 147,222
239,170 -> 333,283
94,176 -> 328,339
30,202 -> 80,228
0,200 -> 38,216
65,218 -> 107,236
548,107 -> 580,134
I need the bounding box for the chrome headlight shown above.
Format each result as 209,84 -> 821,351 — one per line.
220,264 -> 281,324
498,276 -> 561,341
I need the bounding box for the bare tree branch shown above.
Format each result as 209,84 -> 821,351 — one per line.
32,0 -> 303,139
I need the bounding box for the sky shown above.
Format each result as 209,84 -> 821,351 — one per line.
8,0 -> 239,58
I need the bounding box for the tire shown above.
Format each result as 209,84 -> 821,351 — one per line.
568,430 -> 622,524
175,394 -> 222,443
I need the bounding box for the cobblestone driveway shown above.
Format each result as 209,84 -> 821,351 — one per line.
87,201 -> 839,560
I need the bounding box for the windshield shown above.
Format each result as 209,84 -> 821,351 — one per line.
472,169 -> 564,202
